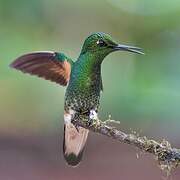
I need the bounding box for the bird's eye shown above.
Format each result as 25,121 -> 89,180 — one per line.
96,40 -> 107,47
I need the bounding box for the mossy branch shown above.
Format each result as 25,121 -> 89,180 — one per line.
72,115 -> 180,175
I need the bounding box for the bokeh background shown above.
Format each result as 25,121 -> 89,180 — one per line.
1,0 -> 180,179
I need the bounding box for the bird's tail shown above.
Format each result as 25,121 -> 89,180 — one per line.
63,122 -> 89,166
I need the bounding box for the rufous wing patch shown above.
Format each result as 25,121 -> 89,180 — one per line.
10,51 -> 73,86
63,61 -> 71,82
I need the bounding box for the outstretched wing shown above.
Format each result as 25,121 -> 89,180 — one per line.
10,51 -> 74,86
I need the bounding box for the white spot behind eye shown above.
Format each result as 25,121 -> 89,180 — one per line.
96,39 -> 107,47
96,40 -> 100,45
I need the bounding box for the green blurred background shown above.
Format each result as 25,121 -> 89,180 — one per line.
1,0 -> 180,179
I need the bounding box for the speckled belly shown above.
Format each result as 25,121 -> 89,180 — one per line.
64,89 -> 100,113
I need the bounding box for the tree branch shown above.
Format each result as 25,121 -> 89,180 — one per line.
72,115 -> 180,175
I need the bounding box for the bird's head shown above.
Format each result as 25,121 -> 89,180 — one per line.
80,32 -> 144,62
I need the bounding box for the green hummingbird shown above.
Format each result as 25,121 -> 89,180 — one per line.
10,32 -> 144,166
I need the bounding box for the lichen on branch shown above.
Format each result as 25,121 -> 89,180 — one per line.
72,115 -> 180,175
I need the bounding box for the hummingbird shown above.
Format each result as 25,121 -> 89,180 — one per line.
10,32 -> 144,166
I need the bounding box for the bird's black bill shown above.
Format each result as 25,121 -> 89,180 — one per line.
113,44 -> 144,55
